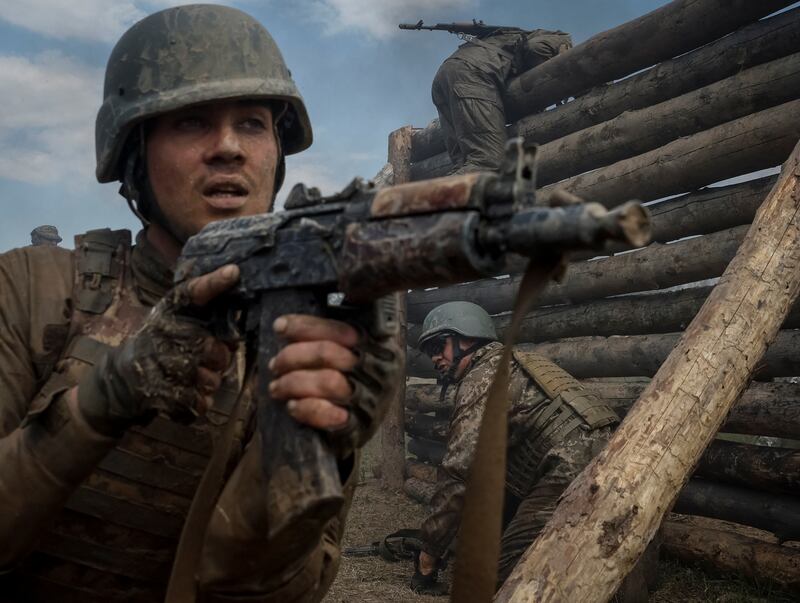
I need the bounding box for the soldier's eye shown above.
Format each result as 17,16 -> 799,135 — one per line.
240,117 -> 267,131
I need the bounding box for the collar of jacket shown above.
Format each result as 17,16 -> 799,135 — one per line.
131,229 -> 174,306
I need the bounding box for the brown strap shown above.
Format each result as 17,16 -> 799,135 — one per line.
451,256 -> 563,603
165,360 -> 253,603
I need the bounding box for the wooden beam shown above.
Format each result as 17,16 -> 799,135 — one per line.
536,99 -> 800,208
407,224 -> 747,321
662,520 -> 800,592
495,139 -> 800,603
505,0 -> 797,118
409,8 -> 800,165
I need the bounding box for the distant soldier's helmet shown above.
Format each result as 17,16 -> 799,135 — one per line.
30,225 -> 62,243
95,3 -> 312,184
418,301 -> 498,354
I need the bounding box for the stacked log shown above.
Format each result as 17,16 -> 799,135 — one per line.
393,0 -> 800,593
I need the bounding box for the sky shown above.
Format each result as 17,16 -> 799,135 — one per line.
0,0 -> 695,250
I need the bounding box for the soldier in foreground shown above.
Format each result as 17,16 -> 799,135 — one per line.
0,5 -> 400,602
429,25 -> 572,173
29,225 -> 62,247
410,301 -> 656,599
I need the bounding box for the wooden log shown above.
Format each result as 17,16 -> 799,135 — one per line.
380,127 -> 413,491
536,54 -> 800,186
536,99 -> 800,208
411,52 -> 800,184
408,330 -> 800,380
405,459 -> 440,483
407,380 -> 800,440
408,224 -> 747,321
674,480 -> 800,542
694,441 -> 800,496
403,476 -> 436,505
504,0 -> 797,119
495,139 -> 800,602
662,520 -> 800,591
410,9 -> 800,165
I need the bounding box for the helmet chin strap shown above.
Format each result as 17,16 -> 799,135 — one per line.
438,335 -> 484,401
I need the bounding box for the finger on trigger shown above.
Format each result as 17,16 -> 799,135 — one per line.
286,398 -> 349,430
197,366 -> 222,394
188,264 -> 240,307
274,314 -> 359,347
270,340 -> 357,375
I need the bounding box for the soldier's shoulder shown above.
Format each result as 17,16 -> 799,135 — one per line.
0,245 -> 74,295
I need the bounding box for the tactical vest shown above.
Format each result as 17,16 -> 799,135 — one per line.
4,229 -> 244,603
505,350 -> 618,498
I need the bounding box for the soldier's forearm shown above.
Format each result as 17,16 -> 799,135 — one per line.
0,387 -> 118,569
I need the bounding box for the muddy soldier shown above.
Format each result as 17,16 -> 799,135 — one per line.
29,225 -> 62,247
432,27 -> 572,173
0,5 -> 401,602
411,302 -> 657,599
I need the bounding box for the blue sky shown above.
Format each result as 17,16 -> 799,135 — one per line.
0,0 -> 669,250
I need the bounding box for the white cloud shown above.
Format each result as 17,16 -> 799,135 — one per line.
0,0 -> 203,43
307,0 -> 476,40
0,51 -> 101,185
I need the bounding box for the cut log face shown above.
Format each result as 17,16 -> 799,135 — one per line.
662,520 -> 800,592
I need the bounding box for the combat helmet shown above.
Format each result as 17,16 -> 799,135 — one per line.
95,4 -> 312,184
30,225 -> 62,246
418,301 -> 497,355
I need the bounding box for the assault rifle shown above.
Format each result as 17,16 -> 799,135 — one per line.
175,139 -> 651,546
344,528 -> 425,561
399,19 -> 524,39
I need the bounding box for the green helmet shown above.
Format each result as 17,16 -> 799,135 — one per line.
418,301 -> 498,352
30,225 -> 62,245
95,4 -> 312,184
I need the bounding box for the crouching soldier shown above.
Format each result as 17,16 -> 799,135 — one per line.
410,301 -> 656,600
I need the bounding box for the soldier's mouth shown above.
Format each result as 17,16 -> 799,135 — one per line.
203,181 -> 250,209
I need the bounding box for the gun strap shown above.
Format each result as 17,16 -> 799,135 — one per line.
451,255 -> 563,603
165,357 -> 254,603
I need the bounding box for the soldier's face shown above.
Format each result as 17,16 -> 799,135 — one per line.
146,100 -> 279,241
429,336 -> 472,379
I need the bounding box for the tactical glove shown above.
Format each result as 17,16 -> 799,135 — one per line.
77,281 -> 230,436
325,294 -> 403,457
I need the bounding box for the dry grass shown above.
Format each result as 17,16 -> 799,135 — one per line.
325,480 -> 798,602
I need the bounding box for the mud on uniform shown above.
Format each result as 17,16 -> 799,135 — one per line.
420,341 -> 617,582
0,231 -> 357,603
432,29 -> 572,174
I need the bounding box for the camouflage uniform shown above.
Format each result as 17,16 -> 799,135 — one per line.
0,231 -> 358,602
420,341 -> 615,583
432,30 -> 572,173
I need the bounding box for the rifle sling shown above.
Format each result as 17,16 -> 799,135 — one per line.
165,359 -> 254,603
451,256 -> 563,603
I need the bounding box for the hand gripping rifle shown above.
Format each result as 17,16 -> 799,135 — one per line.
399,19 -> 524,39
174,140 -> 651,546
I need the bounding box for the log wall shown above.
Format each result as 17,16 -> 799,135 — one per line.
387,0 -> 800,590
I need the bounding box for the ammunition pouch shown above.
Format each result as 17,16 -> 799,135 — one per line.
505,350 -> 618,498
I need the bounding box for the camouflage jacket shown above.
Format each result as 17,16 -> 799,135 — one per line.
0,231 -> 354,602
420,342 -> 551,558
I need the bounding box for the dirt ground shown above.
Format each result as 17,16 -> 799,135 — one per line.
325,478 -> 797,603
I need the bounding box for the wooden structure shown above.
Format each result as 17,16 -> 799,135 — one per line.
378,0 -> 800,596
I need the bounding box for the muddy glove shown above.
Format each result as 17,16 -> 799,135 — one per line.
325,294 -> 403,457
411,551 -> 449,596
77,278 -> 235,437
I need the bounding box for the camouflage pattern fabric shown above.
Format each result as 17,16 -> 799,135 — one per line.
431,30 -> 572,173
419,342 -> 611,580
